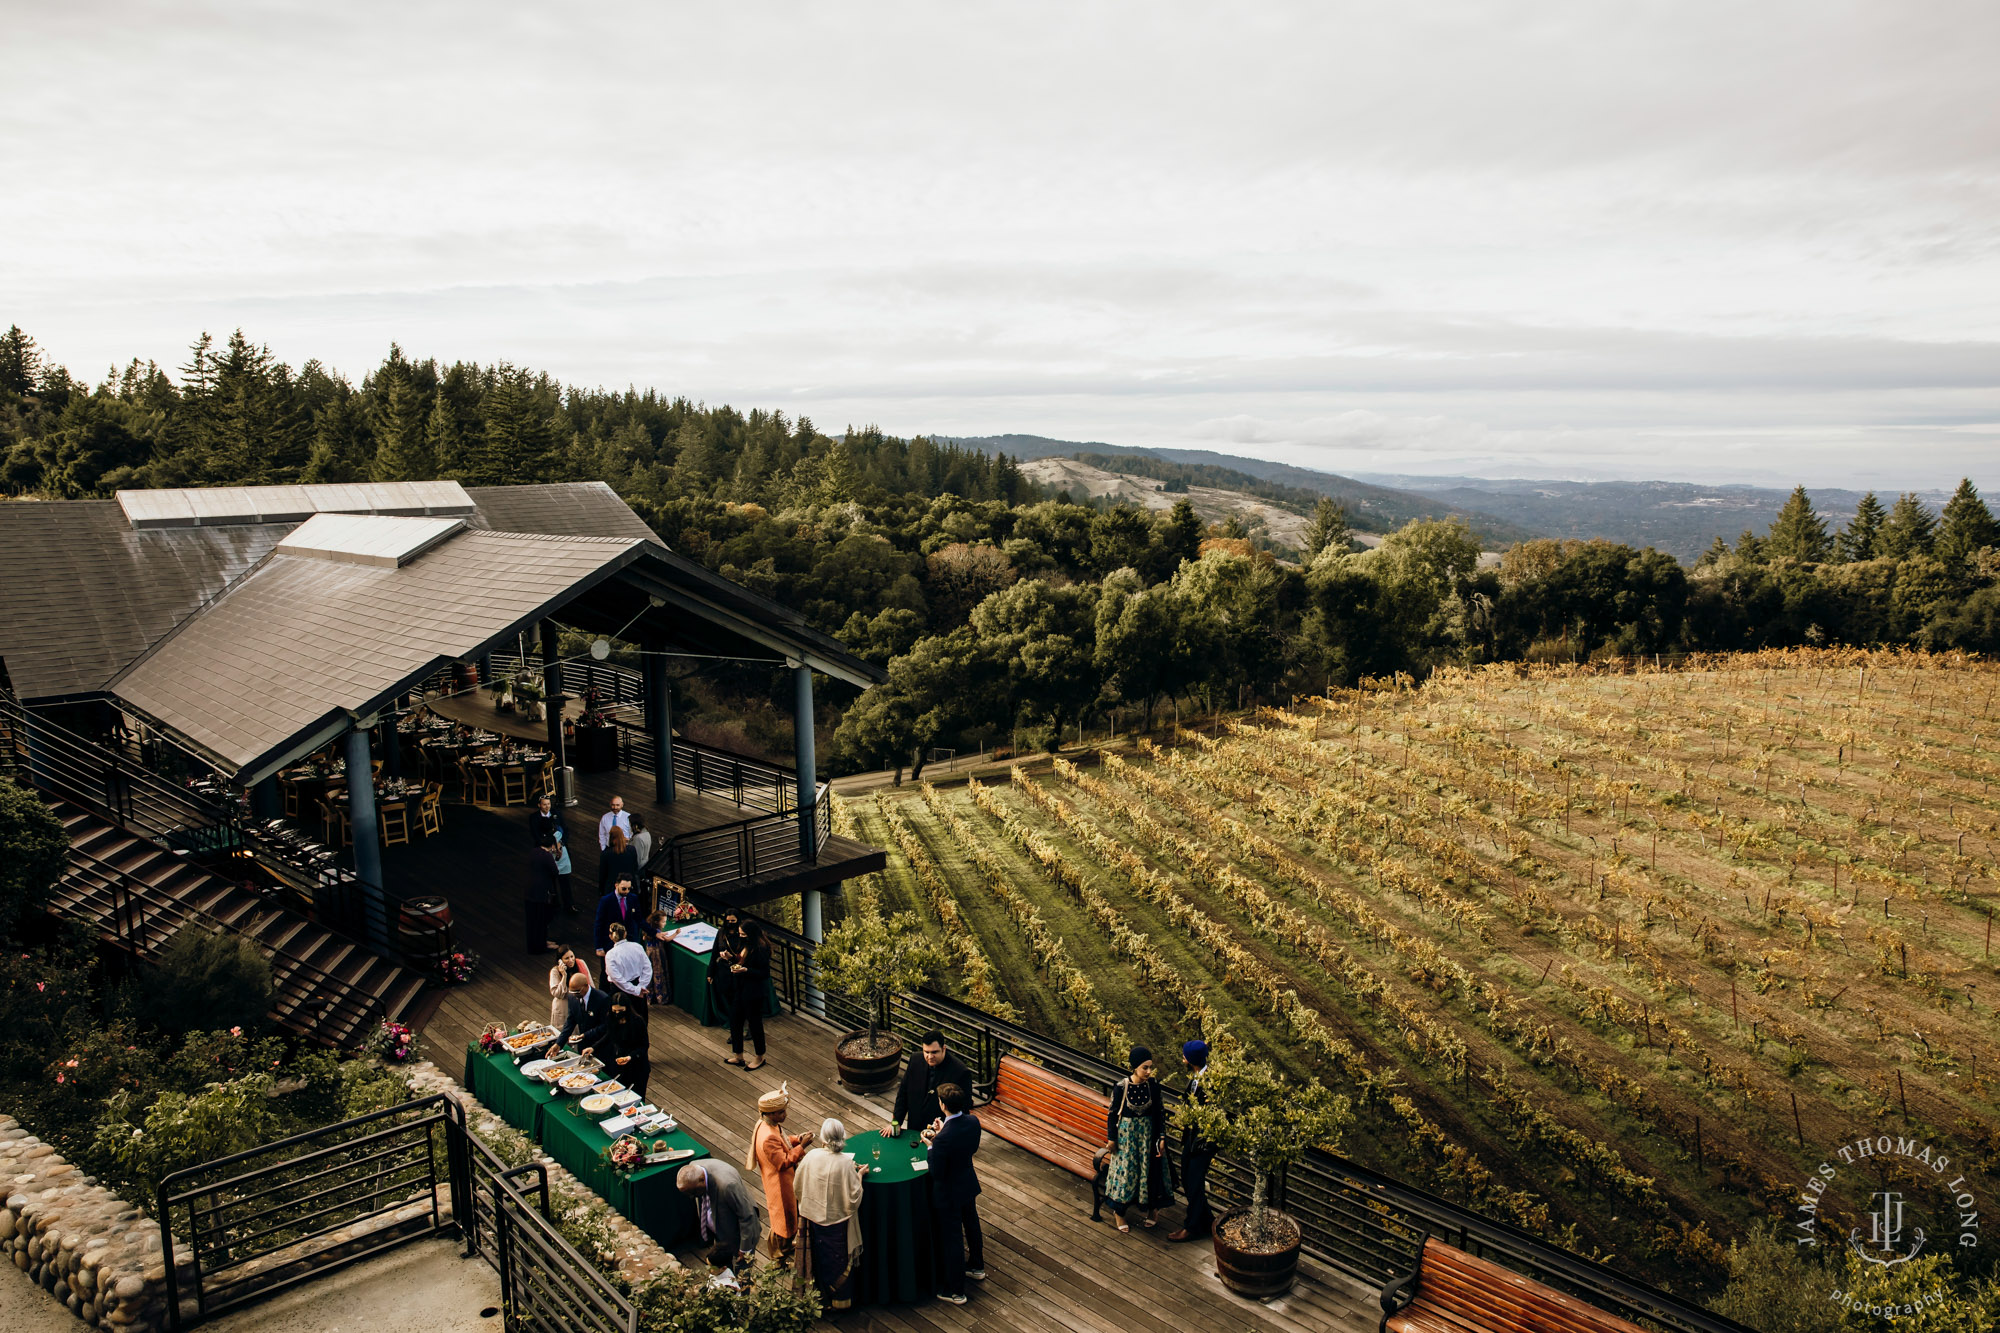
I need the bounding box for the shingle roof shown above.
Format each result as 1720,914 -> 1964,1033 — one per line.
0,483 -> 660,701
111,529 -> 642,781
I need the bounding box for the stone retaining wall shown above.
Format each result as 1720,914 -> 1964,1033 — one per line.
0,1116 -> 178,1332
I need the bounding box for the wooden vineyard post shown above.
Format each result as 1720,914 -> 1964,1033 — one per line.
1731,975 -> 1738,1027
1641,1002 -> 1649,1045
1695,1116 -> 1703,1171
1987,912 -> 1992,959
1791,1091 -> 1804,1147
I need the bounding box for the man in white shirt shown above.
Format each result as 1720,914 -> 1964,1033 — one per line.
604,922 -> 654,1002
597,794 -> 631,851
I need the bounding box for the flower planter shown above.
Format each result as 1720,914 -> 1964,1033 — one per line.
1214,1207 -> 1302,1300
834,1029 -> 904,1093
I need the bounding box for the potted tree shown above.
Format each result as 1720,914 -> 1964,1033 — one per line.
514,674 -> 545,723
813,912 -> 946,1093
1171,1054 -> 1352,1300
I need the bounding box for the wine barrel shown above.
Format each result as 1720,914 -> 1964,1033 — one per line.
1213,1208 -> 1302,1300
833,1030 -> 905,1093
452,662 -> 480,692
398,895 -> 455,966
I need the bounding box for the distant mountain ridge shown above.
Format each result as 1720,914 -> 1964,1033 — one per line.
945,434 -> 1542,546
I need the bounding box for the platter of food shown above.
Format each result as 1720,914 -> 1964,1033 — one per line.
520,1059 -> 555,1078
594,1081 -> 624,1097
558,1071 -> 600,1094
641,1146 -> 696,1166
503,1028 -> 554,1054
579,1093 -> 618,1116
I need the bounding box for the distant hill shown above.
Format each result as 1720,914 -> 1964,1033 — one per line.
947,434 -> 1541,547
1350,475 -> 1957,565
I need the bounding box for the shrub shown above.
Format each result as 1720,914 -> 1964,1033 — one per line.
0,777 -> 68,935
141,925 -> 274,1035
631,1261 -> 820,1333
91,1072 -> 284,1200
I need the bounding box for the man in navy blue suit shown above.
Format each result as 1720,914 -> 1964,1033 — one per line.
922,1082 -> 985,1304
556,971 -> 613,1052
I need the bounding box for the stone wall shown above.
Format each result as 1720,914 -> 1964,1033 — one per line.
0,1116 -> 179,1332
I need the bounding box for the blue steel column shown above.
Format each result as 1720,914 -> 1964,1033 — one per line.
346,726 -> 389,949
793,661 -> 817,861
648,656 -> 673,805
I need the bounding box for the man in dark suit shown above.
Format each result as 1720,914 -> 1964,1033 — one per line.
526,834 -> 560,955
593,877 -> 638,957
528,794 -> 575,912
924,1082 -> 985,1304
556,972 -> 613,1051
676,1161 -> 760,1269
887,1030 -> 971,1137
1168,1039 -> 1215,1242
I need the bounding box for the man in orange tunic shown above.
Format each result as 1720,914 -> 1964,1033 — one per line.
746,1083 -> 811,1259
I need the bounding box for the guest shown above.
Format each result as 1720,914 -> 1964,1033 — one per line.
603,991 -> 652,1099
643,909 -> 672,1003
796,1118 -> 867,1311
557,971 -> 613,1051
1168,1039 -> 1215,1243
926,1083 -> 985,1304
676,1161 -> 760,1271
887,1030 -> 971,1138
546,948 -> 588,1029
596,794 -> 631,851
629,813 -> 653,869
708,911 -> 747,1032
529,793 -> 576,912
746,1083 -> 810,1260
525,834 -> 560,955
599,827 -> 640,897
604,922 -> 654,1004
593,876 -> 641,956
724,918 -> 771,1071
1103,1046 -> 1172,1233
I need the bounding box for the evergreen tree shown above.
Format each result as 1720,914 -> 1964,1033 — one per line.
423,388 -> 465,477
368,353 -> 432,481
302,395 -> 371,483
1302,497 -> 1349,563
0,326 -> 42,396
1936,478 -> 2000,569
1836,491 -> 1887,562
1880,493 -> 1938,560
464,364 -> 557,485
1733,528 -> 1765,563
1763,486 -> 1831,562
1160,498 -> 1203,570
1694,535 -> 1732,569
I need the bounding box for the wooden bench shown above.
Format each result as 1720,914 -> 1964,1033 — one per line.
976,1056 -> 1112,1215
1380,1237 -> 1649,1333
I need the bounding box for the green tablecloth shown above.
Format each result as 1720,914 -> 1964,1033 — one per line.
845,1130 -> 936,1305
463,1044 -> 711,1247
663,939 -> 781,1027
538,1096 -> 710,1246
463,1044 -> 554,1131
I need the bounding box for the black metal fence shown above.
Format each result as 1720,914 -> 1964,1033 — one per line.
158,1094 -> 634,1333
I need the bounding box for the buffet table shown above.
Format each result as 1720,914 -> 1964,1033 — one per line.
464,1043 -> 711,1246
844,1130 -> 938,1306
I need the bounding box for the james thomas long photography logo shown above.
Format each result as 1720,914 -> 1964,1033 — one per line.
1793,1133 -> 1982,1322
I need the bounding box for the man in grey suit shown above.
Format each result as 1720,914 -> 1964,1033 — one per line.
677,1161 -> 760,1269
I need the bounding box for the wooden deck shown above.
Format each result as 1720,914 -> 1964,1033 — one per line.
412,805 -> 1376,1333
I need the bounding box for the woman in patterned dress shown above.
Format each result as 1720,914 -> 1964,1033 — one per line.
1103,1046 -> 1173,1232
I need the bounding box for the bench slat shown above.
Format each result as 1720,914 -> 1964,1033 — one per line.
1395,1240 -> 1651,1333
984,1057 -> 1110,1181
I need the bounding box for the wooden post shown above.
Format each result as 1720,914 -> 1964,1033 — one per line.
1897,1069 -> 1909,1120
1695,1116 -> 1703,1171
1731,976 -> 1738,1027
1791,1091 -> 1804,1147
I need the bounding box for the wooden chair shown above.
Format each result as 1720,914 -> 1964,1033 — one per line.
380,801 -> 411,846
535,758 -> 556,799
978,1056 -> 1112,1213
419,786 -> 443,837
501,765 -> 529,806
1380,1236 -> 1649,1333
318,798 -> 352,848
282,778 -> 300,818
465,760 -> 493,806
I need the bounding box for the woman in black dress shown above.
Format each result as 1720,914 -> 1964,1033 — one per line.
728,919 -> 772,1072
603,992 -> 652,1099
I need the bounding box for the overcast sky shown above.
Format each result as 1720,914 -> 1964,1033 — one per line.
6,2 -> 1997,488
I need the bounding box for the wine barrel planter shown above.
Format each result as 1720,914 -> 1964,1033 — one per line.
398,895 -> 455,968
1214,1208 -> 1302,1300
834,1030 -> 904,1092
452,662 -> 480,692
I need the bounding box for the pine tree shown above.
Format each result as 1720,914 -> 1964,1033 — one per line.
0,326 -> 43,396
1836,491 -> 1887,562
1936,478 -> 2000,569
1763,486 -> 1831,562
1695,535 -> 1732,569
1733,528 -> 1765,563
464,364 -> 557,485
1302,497 -> 1349,562
423,389 -> 465,477
368,356 -> 432,481
1880,493 -> 1938,560
302,396 -> 372,484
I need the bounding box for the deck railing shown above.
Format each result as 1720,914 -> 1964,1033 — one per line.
699,897 -> 1753,1333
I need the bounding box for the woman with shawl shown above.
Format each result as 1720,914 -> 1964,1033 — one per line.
1103,1046 -> 1173,1232
794,1117 -> 868,1309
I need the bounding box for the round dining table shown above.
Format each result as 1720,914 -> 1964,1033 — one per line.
843,1129 -> 938,1306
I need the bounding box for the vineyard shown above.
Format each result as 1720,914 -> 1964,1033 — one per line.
832,649 -> 2000,1286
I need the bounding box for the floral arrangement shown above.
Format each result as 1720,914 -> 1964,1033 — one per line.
605,1135 -> 644,1170
374,1021 -> 417,1063
478,1023 -> 509,1055
671,900 -> 701,923
440,950 -> 479,984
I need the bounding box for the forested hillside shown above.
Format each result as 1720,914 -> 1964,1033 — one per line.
4,326 -> 1998,778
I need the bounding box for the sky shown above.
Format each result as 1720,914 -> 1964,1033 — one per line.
5,2 -> 1998,489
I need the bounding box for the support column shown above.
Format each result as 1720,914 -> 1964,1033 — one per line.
647,655 -> 674,805
477,652 -> 493,687
801,884 -> 826,1018
380,716 -> 402,779
346,725 -> 389,949
541,621 -> 564,796
792,660 -> 817,860
251,775 -> 281,820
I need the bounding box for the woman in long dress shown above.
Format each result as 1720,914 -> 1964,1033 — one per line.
795,1118 -> 867,1310
746,1084 -> 810,1260
1103,1046 -> 1173,1233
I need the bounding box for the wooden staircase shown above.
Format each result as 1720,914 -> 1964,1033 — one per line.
51,801 -> 429,1050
